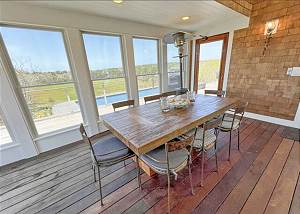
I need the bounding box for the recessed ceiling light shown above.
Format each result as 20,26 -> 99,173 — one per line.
113,0 -> 123,4
181,16 -> 190,21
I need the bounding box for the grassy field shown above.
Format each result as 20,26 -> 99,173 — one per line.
23,60 -> 219,118
25,75 -> 159,118
198,59 -> 220,83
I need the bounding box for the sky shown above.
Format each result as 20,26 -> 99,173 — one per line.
83,33 -> 124,70
167,44 -> 179,63
200,40 -> 223,60
1,26 -> 223,72
1,26 -> 70,72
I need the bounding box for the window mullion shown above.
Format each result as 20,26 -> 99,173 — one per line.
64,28 -> 99,135
162,43 -> 168,93
123,35 -> 139,104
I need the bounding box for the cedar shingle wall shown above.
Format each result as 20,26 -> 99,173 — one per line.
227,0 -> 300,120
216,0 -> 253,16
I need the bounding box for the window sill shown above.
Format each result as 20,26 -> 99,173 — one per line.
0,142 -> 20,150
34,123 -> 87,141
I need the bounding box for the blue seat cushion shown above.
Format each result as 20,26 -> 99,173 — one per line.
140,145 -> 188,174
193,128 -> 217,150
92,136 -> 134,163
219,116 -> 240,131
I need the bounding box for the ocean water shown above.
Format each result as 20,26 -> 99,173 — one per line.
95,87 -> 159,105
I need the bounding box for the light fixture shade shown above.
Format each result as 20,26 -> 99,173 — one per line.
264,19 -> 279,35
173,32 -> 186,47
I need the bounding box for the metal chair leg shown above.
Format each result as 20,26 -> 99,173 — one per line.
228,131 -> 232,161
136,156 -> 142,189
214,142 -> 218,172
92,164 -> 96,182
188,157 -> 194,195
97,166 -> 104,206
238,128 -> 240,150
167,172 -> 171,214
200,150 -> 205,187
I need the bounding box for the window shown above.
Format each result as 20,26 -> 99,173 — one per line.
133,38 -> 160,104
82,33 -> 127,115
0,26 -> 83,135
0,114 -> 12,145
167,44 -> 180,90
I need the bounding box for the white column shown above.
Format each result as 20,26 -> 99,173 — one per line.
161,42 -> 168,92
0,39 -> 38,165
183,43 -> 189,89
190,40 -> 196,91
122,35 -> 139,105
63,28 -> 99,135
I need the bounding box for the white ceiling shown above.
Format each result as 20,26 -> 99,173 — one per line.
22,0 -> 247,32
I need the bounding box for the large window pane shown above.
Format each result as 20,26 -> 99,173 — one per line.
167,44 -> 180,90
82,33 -> 127,115
0,26 -> 83,135
133,38 -> 160,104
0,115 -> 13,145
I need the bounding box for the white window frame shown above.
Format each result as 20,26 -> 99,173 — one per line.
81,31 -> 130,116
166,43 -> 181,90
0,106 -> 17,149
132,36 -> 162,103
0,23 -> 85,138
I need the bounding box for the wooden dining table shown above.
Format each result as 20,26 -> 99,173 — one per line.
102,94 -> 237,175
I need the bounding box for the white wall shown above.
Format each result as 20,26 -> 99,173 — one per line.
0,2 -> 177,165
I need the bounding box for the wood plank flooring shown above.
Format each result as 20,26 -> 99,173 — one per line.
0,118 -> 299,214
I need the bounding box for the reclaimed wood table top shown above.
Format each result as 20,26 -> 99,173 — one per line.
102,95 -> 237,155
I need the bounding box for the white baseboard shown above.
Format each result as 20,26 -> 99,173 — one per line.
245,112 -> 300,129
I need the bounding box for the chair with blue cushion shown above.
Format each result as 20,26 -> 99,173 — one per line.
219,102 -> 248,160
79,124 -> 141,206
144,94 -> 162,104
204,89 -> 226,97
112,99 -> 135,111
161,88 -> 189,97
190,115 -> 223,186
140,130 -> 197,213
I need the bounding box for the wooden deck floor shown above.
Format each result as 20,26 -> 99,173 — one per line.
0,118 -> 299,214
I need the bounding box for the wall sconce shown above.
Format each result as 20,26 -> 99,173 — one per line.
263,19 -> 279,56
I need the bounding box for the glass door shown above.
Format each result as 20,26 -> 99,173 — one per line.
194,33 -> 228,94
